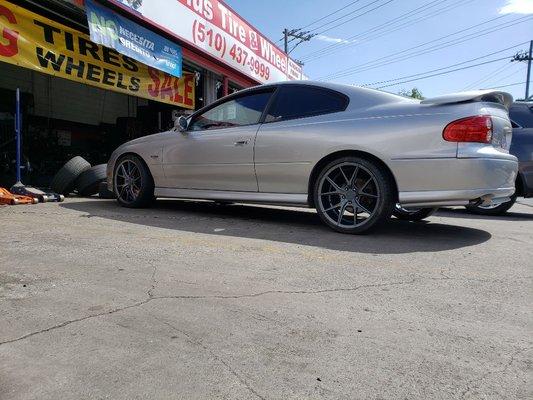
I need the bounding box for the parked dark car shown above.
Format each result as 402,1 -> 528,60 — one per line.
466,101 -> 533,215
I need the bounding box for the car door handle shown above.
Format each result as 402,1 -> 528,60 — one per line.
234,140 -> 249,146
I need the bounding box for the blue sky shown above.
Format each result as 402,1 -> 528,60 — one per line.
225,0 -> 533,99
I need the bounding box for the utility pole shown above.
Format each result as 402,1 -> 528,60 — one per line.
527,40 -> 532,100
511,40 -> 533,100
283,28 -> 316,55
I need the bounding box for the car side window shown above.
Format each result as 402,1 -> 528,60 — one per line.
265,86 -> 348,123
189,91 -> 273,131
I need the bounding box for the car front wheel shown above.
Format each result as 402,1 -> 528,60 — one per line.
314,156 -> 395,234
114,155 -> 155,208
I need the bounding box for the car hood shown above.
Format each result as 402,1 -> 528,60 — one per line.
121,130 -> 174,147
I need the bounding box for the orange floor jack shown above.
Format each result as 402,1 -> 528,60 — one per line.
0,187 -> 38,205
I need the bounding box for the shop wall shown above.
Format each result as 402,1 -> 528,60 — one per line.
0,62 -> 143,126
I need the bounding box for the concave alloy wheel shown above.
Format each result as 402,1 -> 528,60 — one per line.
115,159 -> 142,204
113,155 -> 154,208
316,160 -> 386,233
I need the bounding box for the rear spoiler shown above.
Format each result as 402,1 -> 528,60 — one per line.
421,90 -> 513,109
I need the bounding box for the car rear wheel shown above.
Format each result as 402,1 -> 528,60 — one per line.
393,204 -> 438,221
465,194 -> 517,216
114,155 -> 154,208
314,157 -> 395,234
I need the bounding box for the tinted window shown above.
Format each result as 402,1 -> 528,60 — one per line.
190,91 -> 272,131
265,86 -> 348,123
510,105 -> 533,128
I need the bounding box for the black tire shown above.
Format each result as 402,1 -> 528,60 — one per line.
465,194 -> 517,216
98,181 -> 116,199
313,156 -> 395,234
50,156 -> 91,195
393,205 -> 438,221
75,164 -> 107,196
113,154 -> 154,208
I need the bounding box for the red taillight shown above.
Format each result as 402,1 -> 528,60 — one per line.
443,115 -> 493,143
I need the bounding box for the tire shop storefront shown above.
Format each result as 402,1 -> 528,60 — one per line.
0,0 -> 304,188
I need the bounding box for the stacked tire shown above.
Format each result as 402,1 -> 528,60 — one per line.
51,156 -> 111,198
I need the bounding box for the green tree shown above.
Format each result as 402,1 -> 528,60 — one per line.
399,88 -> 424,100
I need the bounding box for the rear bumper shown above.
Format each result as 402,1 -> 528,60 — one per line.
394,157 -> 518,207
399,187 -> 516,207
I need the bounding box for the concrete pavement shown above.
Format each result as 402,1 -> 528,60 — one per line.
1,198 -> 532,399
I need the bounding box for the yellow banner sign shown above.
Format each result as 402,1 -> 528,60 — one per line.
0,0 -> 195,109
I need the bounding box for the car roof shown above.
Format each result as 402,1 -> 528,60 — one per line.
245,80 -> 413,107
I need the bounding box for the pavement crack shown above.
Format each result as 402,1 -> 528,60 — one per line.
0,279 -> 417,346
147,264 -> 158,298
153,279 -> 418,301
0,299 -> 152,346
154,317 -> 267,400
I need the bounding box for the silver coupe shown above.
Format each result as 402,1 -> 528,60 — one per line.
107,81 -> 518,234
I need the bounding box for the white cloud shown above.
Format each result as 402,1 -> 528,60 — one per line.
499,0 -> 533,14
315,34 -> 355,44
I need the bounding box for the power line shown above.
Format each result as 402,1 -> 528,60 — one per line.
482,81 -> 527,89
304,0 -> 387,34
373,57 -> 515,89
312,0 -> 396,35
359,44 -> 522,87
316,13 -> 514,77
462,62 -> 511,90
300,0 -> 363,30
489,64 -> 528,86
301,0 -> 454,61
462,62 -> 526,91
319,16 -> 532,81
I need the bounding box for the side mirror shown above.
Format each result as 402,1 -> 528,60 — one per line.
176,116 -> 189,132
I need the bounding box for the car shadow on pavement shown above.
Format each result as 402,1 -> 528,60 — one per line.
61,199 -> 492,255
436,208 -> 533,221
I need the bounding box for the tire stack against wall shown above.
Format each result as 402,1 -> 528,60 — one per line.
51,156 -> 115,198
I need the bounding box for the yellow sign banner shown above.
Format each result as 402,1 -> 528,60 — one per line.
0,0 -> 195,109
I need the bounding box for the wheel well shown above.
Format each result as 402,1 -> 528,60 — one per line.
307,150 -> 399,207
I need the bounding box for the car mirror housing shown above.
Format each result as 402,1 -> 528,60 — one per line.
176,116 -> 189,132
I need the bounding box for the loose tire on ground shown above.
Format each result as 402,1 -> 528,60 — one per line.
75,164 -> 107,196
50,156 -> 91,195
313,156 -> 395,234
114,154 -> 154,208
392,205 -> 438,221
465,194 -> 517,216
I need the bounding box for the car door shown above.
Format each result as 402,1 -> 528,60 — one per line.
162,89 -> 274,191
255,85 -> 349,193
